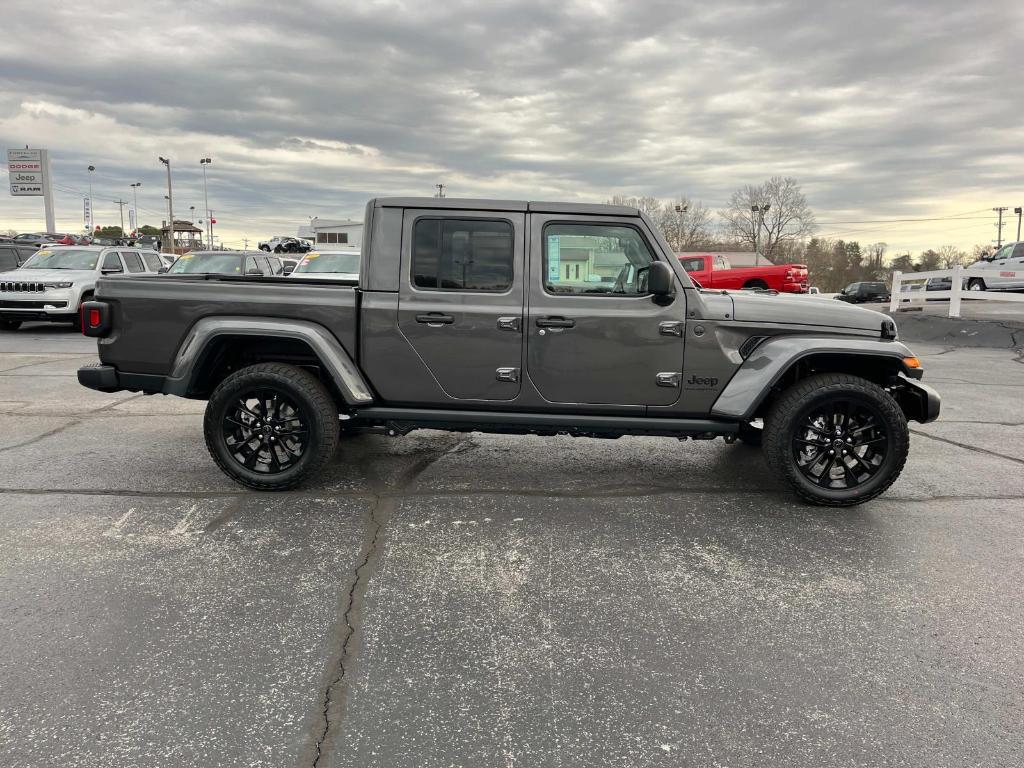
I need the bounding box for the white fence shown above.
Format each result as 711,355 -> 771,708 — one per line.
889,265 -> 1024,318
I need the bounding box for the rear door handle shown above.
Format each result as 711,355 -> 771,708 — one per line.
415,313 -> 454,325
536,316 -> 575,329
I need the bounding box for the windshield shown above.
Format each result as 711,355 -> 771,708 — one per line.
294,252 -> 361,274
20,248 -> 99,270
168,253 -> 242,274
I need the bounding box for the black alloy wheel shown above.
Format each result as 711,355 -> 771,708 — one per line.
222,389 -> 309,474
204,362 -> 339,490
791,398 -> 888,490
763,373 -> 909,506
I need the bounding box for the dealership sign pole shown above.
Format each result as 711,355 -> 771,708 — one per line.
8,148 -> 55,233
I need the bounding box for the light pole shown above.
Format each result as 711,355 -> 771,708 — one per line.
130,182 -> 141,235
674,203 -> 688,250
159,157 -> 174,253
1015,207 -> 1022,243
200,157 -> 212,247
751,204 -> 771,261
189,205 -> 195,224
87,165 -> 95,231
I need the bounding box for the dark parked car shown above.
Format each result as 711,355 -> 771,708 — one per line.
164,250 -> 284,276
259,236 -> 311,254
0,243 -> 38,271
835,282 -> 890,303
79,197 -> 939,507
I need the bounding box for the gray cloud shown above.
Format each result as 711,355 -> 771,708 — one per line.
0,0 -> 1021,250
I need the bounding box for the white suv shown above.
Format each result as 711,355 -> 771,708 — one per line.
966,242 -> 1024,292
0,245 -> 162,330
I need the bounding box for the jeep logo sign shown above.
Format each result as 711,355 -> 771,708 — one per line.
686,374 -> 719,388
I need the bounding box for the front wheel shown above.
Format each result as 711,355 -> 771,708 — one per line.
203,362 -> 340,490
0,318 -> 21,331
762,373 -> 909,506
967,278 -> 986,292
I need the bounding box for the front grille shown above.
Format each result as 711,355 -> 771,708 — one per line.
0,300 -> 68,309
0,281 -> 46,293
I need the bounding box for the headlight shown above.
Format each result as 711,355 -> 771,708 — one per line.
42,282 -> 73,289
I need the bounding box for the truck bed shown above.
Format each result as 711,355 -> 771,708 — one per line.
95,274 -> 360,376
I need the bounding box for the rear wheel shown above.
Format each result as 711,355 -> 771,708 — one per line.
204,363 -> 339,490
763,373 -> 909,506
967,278 -> 986,292
743,279 -> 769,290
0,318 -> 22,331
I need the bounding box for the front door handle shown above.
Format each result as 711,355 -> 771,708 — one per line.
415,313 -> 454,325
536,316 -> 575,329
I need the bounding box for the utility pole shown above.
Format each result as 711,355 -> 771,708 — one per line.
435,183 -> 446,198
1015,207 -> 1022,244
993,206 -> 1008,248
114,199 -> 127,237
159,157 -> 173,253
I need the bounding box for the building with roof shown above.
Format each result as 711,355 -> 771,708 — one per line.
296,218 -> 364,249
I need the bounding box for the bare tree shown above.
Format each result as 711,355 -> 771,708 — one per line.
937,244 -> 969,269
606,195 -> 663,218
655,197 -> 714,251
864,242 -> 887,280
719,177 -> 816,259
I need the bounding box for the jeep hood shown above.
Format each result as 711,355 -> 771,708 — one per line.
727,290 -> 890,333
0,268 -> 95,283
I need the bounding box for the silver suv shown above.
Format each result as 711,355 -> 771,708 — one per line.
0,245 -> 163,330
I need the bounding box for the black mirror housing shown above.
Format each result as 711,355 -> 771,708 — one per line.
648,261 -> 675,298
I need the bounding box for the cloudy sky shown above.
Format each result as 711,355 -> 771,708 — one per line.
1,0 -> 1021,252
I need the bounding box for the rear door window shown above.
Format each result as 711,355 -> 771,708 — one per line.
412,218 -> 513,291
121,251 -> 145,273
141,251 -> 162,271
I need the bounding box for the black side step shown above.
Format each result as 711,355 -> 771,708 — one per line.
353,407 -> 738,438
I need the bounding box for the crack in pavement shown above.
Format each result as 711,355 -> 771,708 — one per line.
910,428 -> 1024,467
0,419 -> 82,453
307,437 -> 470,767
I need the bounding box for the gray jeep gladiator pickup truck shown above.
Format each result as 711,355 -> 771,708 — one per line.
78,197 -> 939,506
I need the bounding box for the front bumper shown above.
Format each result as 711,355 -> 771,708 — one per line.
896,374 -> 941,424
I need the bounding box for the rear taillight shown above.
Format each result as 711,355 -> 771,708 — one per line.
81,300 -> 111,337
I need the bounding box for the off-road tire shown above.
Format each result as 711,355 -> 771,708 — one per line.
0,318 -> 21,331
763,373 -> 909,506
204,362 -> 339,490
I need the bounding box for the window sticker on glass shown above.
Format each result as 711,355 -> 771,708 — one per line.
547,235 -> 561,282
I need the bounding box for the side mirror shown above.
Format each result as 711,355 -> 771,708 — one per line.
282,264 -> 295,275
245,267 -> 263,276
648,261 -> 675,298
158,266 -> 169,274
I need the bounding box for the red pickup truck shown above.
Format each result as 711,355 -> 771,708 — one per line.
678,253 -> 809,293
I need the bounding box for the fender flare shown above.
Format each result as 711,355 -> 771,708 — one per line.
163,316 -> 374,404
710,335 -> 917,422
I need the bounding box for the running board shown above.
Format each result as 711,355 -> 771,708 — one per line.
353,407 -> 739,439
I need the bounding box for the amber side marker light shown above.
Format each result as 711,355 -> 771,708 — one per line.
903,356 -> 922,369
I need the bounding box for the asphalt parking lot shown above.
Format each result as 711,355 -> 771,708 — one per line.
1,322 -> 1022,767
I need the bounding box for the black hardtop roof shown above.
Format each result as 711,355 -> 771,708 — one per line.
372,197 -> 641,217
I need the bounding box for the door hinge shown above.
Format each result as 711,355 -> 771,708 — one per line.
496,367 -> 520,382
656,372 -> 681,388
659,321 -> 683,337
496,316 -> 521,332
